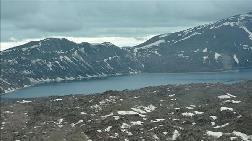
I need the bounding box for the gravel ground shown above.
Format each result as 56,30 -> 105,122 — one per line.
1,81 -> 252,141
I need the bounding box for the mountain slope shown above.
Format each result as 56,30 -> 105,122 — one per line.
0,38 -> 143,93
1,12 -> 252,94
131,12 -> 252,72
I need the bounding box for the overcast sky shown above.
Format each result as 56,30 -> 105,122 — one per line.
1,0 -> 252,50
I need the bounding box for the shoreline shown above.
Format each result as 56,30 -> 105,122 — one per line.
2,68 -> 252,98
1,80 -> 248,100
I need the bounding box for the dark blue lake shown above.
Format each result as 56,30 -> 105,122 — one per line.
3,69 -> 252,98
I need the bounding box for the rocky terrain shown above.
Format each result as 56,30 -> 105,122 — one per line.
1,12 -> 252,94
1,81 -> 252,141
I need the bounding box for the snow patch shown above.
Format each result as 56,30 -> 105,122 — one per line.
215,52 -> 221,60
233,54 -> 239,64
71,120 -> 83,127
113,116 -> 120,120
240,25 -> 252,41
203,56 -> 209,62
210,116 -> 217,120
53,98 -> 62,101
182,112 -> 195,117
140,40 -> 165,49
131,104 -> 156,114
174,32 -> 202,44
206,131 -> 223,138
218,93 -> 236,99
3,111 -> 14,114
130,121 -> 143,125
223,100 -> 241,104
227,93 -> 237,97
121,123 -> 132,134
186,107 -> 194,110
18,100 -> 32,103
194,111 -> 204,115
169,94 -> 175,97
105,126 -> 112,132
58,119 -> 63,124
101,113 -> 114,119
80,112 -> 87,115
151,119 -> 165,123
172,130 -> 180,140
117,111 -> 138,115
203,48 -> 208,53
178,53 -> 189,58
220,107 -> 233,111
214,123 -> 229,128
232,131 -> 252,141
131,108 -> 146,114
153,50 -> 161,56
211,122 -> 216,126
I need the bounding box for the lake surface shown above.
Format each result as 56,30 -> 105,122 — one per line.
3,69 -> 252,98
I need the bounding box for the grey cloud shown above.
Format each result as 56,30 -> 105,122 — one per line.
1,0 -> 40,20
2,0 -> 83,33
1,0 -> 252,42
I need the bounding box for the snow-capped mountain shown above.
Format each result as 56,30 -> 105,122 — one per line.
131,12 -> 252,72
0,38 -> 143,93
1,12 -> 252,93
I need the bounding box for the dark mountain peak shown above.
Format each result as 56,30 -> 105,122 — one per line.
79,42 -> 91,45
40,37 -> 75,44
31,38 -> 79,51
22,37 -> 75,47
131,11 -> 252,73
100,42 -> 116,47
239,11 -> 252,17
2,38 -> 78,53
213,12 -> 252,27
43,37 -> 70,41
42,37 -> 63,41
136,11 -> 252,50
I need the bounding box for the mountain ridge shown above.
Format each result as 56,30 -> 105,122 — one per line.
1,38 -> 143,93
131,12 -> 252,72
1,12 -> 252,94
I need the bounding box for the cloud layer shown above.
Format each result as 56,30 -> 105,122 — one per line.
1,0 -> 252,49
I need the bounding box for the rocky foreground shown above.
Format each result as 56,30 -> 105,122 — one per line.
1,81 -> 252,141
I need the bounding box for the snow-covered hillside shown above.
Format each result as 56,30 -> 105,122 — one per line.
1,12 -> 252,93
0,38 -> 143,93
131,12 -> 252,72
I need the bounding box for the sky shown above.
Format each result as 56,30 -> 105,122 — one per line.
1,0 -> 252,50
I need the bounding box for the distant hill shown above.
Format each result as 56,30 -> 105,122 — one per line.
0,38 -> 143,93
130,12 -> 252,72
1,12 -> 252,93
